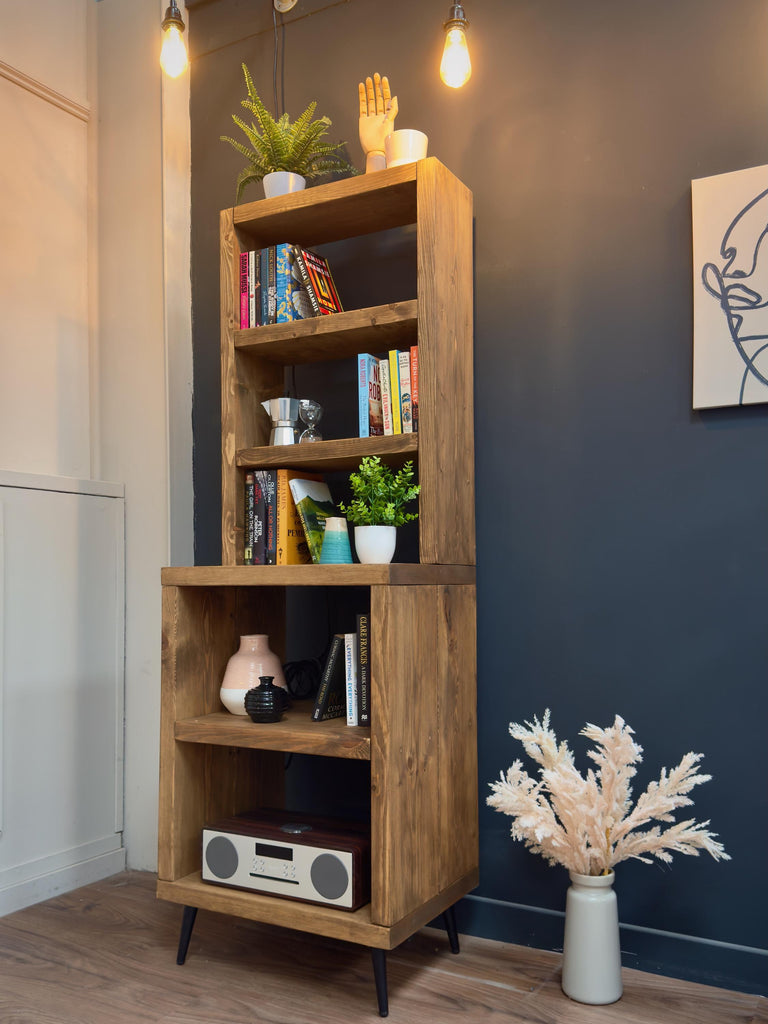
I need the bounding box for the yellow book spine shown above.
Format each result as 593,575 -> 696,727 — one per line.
276,470 -> 312,564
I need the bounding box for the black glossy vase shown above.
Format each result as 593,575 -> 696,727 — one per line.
244,676 -> 290,723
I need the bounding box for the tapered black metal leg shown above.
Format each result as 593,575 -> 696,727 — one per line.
443,905 -> 460,954
371,948 -> 388,1017
176,905 -> 198,965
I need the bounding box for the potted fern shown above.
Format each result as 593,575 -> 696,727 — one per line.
221,64 -> 357,200
338,456 -> 420,564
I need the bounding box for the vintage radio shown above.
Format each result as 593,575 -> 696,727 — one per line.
202,808 -> 370,911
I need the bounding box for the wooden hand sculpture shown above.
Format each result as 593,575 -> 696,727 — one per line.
358,73 -> 398,173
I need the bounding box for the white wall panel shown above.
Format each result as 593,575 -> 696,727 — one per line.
0,475 -> 125,914
0,0 -> 89,107
0,76 -> 91,478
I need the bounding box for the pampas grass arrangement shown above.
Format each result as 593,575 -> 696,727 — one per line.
487,711 -> 729,876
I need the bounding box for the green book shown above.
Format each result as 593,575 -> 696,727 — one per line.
287,476 -> 336,563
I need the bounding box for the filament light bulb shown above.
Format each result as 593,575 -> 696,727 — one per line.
440,26 -> 471,88
440,4 -> 471,89
161,3 -> 188,78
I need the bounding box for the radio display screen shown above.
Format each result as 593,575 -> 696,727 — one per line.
255,841 -> 293,861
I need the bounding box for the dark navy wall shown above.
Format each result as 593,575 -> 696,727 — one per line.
187,0 -> 768,994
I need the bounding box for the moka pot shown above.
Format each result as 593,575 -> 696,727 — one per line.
261,397 -> 300,445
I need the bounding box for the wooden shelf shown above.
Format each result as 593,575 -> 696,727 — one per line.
232,162 -> 420,247
157,868 -> 479,951
161,564 -> 476,587
175,702 -> 371,760
236,433 -> 417,472
235,301 -> 417,365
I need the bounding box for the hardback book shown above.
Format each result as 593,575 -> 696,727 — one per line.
239,251 -> 249,329
263,469 -> 277,564
292,245 -> 343,316
311,634 -> 346,721
410,345 -> 419,434
388,350 -> 402,434
344,632 -> 358,726
288,476 -> 336,563
398,349 -> 413,434
251,469 -> 267,564
356,612 -> 370,728
276,469 -> 318,564
358,353 -> 384,438
248,249 -> 261,329
379,357 -> 393,435
244,471 -> 255,565
275,243 -> 313,323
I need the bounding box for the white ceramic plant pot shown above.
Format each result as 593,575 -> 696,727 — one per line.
561,870 -> 623,1005
263,171 -> 306,199
354,525 -> 397,564
384,129 -> 428,168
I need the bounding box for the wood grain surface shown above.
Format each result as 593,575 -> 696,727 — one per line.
0,872 -> 762,1024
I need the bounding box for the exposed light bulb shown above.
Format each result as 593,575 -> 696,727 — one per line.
161,2 -> 188,78
440,4 -> 471,89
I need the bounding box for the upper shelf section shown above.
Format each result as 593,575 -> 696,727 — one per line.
237,434 -> 417,472
232,160 -> 428,248
235,300 -> 417,366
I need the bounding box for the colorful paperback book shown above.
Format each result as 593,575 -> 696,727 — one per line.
410,345 -> 419,433
264,469 -> 277,564
398,349 -> 413,434
388,350 -> 402,434
288,476 -> 336,563
356,612 -> 370,727
292,245 -> 343,316
239,252 -> 249,329
379,357 -> 394,436
260,246 -> 270,326
248,249 -> 261,329
251,469 -> 267,564
358,353 -> 384,437
244,471 -> 255,564
344,632 -> 358,726
275,243 -> 312,323
276,469 -> 318,564
311,634 -> 346,721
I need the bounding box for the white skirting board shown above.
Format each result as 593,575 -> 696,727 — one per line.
0,842 -> 127,917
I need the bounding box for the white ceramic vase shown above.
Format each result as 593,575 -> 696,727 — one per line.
354,525 -> 397,564
263,171 -> 306,199
219,634 -> 286,716
561,870 -> 623,1005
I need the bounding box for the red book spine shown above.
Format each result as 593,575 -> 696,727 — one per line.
239,251 -> 249,328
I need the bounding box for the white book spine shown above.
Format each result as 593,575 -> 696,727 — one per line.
379,357 -> 393,436
344,633 -> 358,726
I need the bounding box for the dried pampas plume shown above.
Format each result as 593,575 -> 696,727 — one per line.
487,711 -> 730,876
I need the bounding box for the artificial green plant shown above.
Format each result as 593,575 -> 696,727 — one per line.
220,63 -> 357,201
338,457 -> 420,527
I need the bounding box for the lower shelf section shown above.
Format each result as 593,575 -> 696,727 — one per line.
156,868 -> 479,951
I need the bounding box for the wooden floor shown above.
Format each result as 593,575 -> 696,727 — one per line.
0,872 -> 764,1024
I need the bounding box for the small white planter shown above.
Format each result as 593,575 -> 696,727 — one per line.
354,525 -> 397,564
263,171 -> 306,199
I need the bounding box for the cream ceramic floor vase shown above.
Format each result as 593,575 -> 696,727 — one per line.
561,870 -> 623,1004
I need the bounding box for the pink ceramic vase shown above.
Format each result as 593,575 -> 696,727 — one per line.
219,634 -> 286,716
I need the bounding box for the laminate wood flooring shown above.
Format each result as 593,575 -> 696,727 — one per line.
0,872 -> 763,1024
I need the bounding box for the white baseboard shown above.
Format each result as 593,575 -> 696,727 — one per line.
0,846 -> 127,917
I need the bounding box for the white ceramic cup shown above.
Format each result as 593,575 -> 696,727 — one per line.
384,129 -> 428,168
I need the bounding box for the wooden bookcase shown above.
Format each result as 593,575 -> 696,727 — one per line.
157,159 -> 478,1010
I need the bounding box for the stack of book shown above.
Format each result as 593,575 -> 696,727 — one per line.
358,347 -> 418,437
311,614 -> 370,727
244,470 -> 336,565
239,243 -> 343,328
